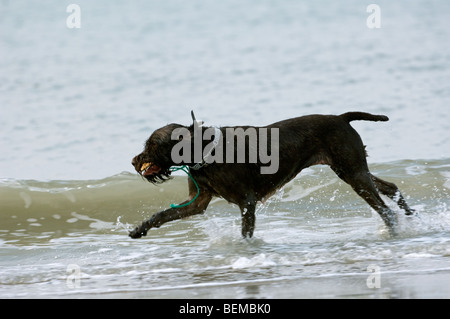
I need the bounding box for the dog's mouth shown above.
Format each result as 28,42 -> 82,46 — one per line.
139,162 -> 161,176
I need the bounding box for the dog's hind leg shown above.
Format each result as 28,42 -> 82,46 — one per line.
239,194 -> 257,238
334,169 -> 399,236
370,174 -> 415,215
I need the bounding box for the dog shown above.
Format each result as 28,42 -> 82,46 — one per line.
129,111 -> 414,239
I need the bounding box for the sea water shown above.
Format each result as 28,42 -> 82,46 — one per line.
0,0 -> 449,298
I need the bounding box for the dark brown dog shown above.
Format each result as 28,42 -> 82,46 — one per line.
129,111 -> 414,239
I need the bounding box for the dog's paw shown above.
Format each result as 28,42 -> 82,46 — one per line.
129,226 -> 147,239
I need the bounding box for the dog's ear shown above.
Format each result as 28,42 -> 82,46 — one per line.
191,110 -> 204,126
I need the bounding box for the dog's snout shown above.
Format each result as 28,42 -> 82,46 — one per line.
131,156 -> 139,170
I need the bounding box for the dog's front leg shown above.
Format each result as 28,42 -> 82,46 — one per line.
129,191 -> 212,239
128,207 -> 186,238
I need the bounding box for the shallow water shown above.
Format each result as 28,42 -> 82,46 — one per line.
1,160 -> 449,298
1,0 -> 450,298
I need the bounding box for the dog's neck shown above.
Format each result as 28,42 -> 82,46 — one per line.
190,125 -> 221,170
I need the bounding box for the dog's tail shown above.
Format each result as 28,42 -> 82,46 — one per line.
340,112 -> 389,123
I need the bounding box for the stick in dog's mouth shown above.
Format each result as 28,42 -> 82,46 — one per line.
140,163 -> 161,176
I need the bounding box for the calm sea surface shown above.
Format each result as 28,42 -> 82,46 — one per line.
1,0 -> 449,298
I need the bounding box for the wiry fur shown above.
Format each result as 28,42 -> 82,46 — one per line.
129,112 -> 415,239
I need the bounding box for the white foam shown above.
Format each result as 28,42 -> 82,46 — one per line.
231,253 -> 277,269
403,253 -> 437,259
441,171 -> 450,189
405,165 -> 427,176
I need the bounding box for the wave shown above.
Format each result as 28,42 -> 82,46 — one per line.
1,158 -> 450,299
1,158 -> 449,241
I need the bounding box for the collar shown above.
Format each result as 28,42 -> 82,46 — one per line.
191,126 -> 221,170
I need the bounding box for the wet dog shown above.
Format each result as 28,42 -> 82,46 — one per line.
129,111 -> 414,239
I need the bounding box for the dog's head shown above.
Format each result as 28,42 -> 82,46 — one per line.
132,111 -> 212,183
132,123 -> 187,184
